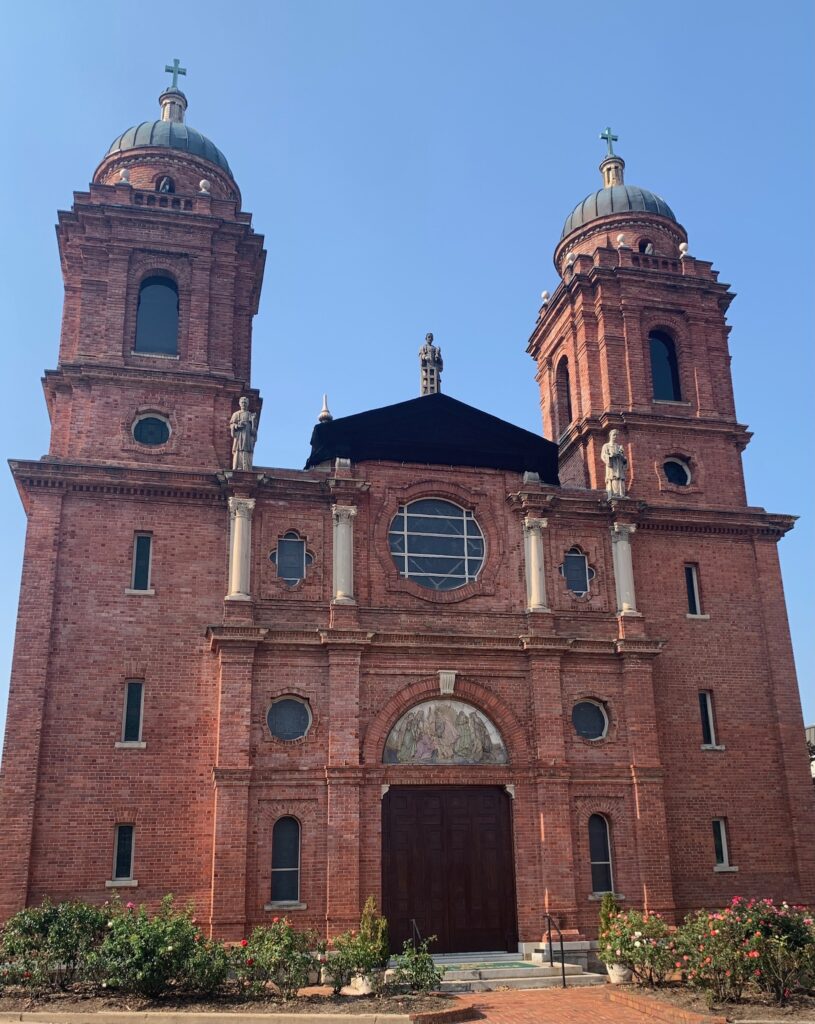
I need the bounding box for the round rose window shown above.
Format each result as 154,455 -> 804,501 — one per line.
388,498 -> 484,591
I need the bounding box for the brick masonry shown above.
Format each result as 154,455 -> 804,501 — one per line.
0,101 -> 813,947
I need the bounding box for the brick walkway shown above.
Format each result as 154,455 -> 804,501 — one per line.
454,986 -> 662,1023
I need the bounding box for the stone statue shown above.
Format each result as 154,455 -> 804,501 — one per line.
229,396 -> 257,471
601,429 -> 628,498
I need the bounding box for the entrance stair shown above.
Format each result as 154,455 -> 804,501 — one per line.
432,954 -> 606,993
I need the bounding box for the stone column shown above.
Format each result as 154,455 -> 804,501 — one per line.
523,517 -> 549,612
332,505 -> 357,604
611,523 -> 637,614
227,497 -> 255,600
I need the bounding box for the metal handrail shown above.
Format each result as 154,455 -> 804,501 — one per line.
541,913 -> 567,989
409,918 -> 423,948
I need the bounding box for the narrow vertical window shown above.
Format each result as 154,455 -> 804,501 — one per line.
685,564 -> 702,615
271,816 -> 300,902
131,534 -> 152,591
712,818 -> 731,868
560,547 -> 595,597
649,330 -> 682,401
699,691 -> 716,747
555,357 -> 573,435
588,813 -> 613,893
134,276 -> 179,355
122,681 -> 144,743
113,824 -> 135,881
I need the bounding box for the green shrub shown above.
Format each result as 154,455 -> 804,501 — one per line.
359,896 -> 390,969
598,891 -> 620,946
0,899 -> 107,992
181,934 -> 230,995
677,908 -> 752,1004
92,895 -> 200,997
232,917 -> 320,999
326,929 -> 387,994
599,908 -> 674,987
391,938 -> 442,993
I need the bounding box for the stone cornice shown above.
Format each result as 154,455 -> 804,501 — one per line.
43,363 -> 257,397
207,625 -> 269,653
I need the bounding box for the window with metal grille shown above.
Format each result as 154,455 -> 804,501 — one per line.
388,498 -> 484,591
271,817 -> 300,902
588,814 -> 613,893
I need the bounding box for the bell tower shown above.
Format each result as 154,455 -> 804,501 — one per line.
528,131 -> 750,508
46,63 -> 265,470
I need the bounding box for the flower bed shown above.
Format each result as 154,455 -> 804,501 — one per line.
598,895 -> 815,1008
0,894 -> 443,1004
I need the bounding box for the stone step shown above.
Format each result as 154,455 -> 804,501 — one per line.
440,971 -> 606,993
432,951 -> 520,964
443,964 -> 584,981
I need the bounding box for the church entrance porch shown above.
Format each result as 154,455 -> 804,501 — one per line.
381,786 -> 518,954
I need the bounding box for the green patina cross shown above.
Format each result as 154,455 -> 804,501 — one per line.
600,126 -> 618,156
164,58 -> 187,90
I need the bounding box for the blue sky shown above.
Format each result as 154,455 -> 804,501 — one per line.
0,0 -> 812,754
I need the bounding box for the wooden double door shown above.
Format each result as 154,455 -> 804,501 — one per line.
382,786 -> 518,954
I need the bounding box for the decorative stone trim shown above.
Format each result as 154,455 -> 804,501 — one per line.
106,879 -> 138,888
438,670 -> 457,695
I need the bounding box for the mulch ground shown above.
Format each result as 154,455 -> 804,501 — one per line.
0,985 -> 451,1016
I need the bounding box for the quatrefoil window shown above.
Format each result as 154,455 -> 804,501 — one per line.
269,531 -> 314,587
559,546 -> 595,597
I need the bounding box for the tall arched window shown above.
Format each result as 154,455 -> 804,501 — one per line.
134,276 -> 179,355
649,330 -> 681,401
588,814 -> 613,893
271,816 -> 300,902
555,357 -> 573,435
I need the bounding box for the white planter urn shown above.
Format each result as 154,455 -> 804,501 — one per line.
606,963 -> 633,984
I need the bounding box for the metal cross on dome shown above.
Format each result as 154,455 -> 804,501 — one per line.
164,58 -> 187,90
600,126 -> 619,156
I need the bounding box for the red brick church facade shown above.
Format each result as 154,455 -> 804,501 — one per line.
0,82 -> 812,953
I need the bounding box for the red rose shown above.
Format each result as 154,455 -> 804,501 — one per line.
240,938 -> 248,947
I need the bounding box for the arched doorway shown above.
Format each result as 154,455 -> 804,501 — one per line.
380,700 -> 518,953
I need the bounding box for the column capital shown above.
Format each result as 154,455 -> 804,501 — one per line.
523,516 -> 548,533
228,496 -> 256,519
611,522 -> 636,540
332,504 -> 357,525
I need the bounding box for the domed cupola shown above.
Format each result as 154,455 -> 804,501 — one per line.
93,61 -> 239,202
555,128 -> 686,274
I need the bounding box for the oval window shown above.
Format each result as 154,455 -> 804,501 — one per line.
133,415 -> 170,446
664,458 -> 691,486
267,698 -> 312,741
572,700 -> 608,741
388,498 -> 485,591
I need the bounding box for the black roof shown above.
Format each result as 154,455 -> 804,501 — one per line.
305,392 -> 560,484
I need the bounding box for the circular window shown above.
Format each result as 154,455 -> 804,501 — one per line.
267,698 -> 312,741
388,498 -> 485,591
663,458 -> 691,486
572,701 -> 608,741
133,415 -> 170,446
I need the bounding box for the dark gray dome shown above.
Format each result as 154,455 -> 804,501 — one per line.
106,119 -> 232,175
562,185 -> 676,239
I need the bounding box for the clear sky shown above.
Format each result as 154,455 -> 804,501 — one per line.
0,0 -> 812,756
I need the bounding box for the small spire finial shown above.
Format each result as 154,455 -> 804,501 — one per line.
599,126 -> 618,157
318,394 -> 333,423
419,333 -> 443,396
164,58 -> 187,91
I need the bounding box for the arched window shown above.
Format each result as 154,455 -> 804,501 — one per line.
555,357 -> 573,435
588,814 -> 613,893
559,546 -> 595,597
134,276 -> 179,355
271,816 -> 300,902
649,330 -> 681,401
638,238 -> 654,254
